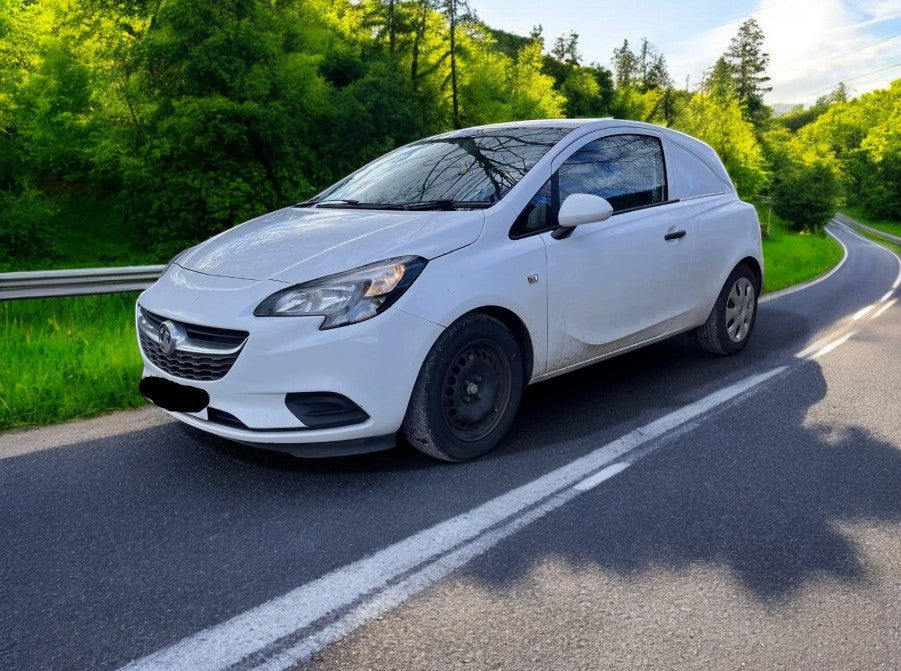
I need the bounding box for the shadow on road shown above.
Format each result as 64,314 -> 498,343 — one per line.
462,357 -> 901,602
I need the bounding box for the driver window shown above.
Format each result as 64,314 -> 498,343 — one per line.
510,134 -> 667,238
558,134 -> 666,212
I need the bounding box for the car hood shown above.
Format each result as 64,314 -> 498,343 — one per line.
176,206 -> 486,283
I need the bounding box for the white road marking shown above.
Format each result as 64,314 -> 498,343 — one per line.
573,462 -> 631,492
812,332 -> 855,359
880,290 -> 894,303
834,221 -> 901,291
852,305 -> 875,320
871,298 -> 897,320
117,366 -> 787,671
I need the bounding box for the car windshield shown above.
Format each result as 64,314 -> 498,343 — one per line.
304,127 -> 571,210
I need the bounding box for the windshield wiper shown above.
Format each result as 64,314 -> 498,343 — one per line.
294,198 -> 495,211
399,200 -> 494,211
297,199 -> 401,210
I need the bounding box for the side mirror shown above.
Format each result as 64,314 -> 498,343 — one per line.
557,193 -> 614,228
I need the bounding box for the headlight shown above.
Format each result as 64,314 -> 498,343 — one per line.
254,256 -> 428,329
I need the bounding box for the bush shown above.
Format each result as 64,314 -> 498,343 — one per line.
0,188 -> 59,264
772,161 -> 838,234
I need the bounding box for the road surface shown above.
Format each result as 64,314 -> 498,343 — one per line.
1,222 -> 899,671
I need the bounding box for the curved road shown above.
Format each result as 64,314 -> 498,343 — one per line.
2,223 -> 900,671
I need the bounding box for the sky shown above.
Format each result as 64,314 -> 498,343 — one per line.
471,0 -> 901,106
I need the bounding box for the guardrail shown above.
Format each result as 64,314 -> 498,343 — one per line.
0,265 -> 165,301
834,213 -> 901,246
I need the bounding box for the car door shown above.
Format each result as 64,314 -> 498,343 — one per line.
539,133 -> 696,373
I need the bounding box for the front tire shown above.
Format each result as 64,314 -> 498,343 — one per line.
697,264 -> 759,355
401,313 -> 525,462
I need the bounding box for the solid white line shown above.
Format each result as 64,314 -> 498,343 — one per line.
871,298 -> 897,320
117,366 -> 787,671
852,305 -> 875,320
573,462 -> 631,492
255,484 -> 585,671
880,290 -> 894,303
759,224 -> 847,304
834,220 -> 901,291
812,332 -> 855,359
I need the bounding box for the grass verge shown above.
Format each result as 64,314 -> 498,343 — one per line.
840,206 -> 901,242
0,293 -> 145,431
759,205 -> 844,293
851,228 -> 901,257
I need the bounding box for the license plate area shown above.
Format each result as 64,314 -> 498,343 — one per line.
139,376 -> 210,413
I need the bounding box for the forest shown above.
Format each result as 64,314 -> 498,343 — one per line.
0,0 -> 898,267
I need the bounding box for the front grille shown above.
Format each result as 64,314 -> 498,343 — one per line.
138,307 -> 249,382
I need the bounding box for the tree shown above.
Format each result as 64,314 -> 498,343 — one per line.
723,18 -> 771,126
772,161 -> 838,233
704,56 -> 736,102
815,82 -> 849,107
551,30 -> 580,65
612,39 -> 637,89
636,38 -> 670,91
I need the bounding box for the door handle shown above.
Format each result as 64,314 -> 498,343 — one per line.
664,229 -> 686,241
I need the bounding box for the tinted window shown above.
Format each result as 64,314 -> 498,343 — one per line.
311,127 -> 571,209
559,134 -> 666,211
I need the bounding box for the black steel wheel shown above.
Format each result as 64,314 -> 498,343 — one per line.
402,313 -> 525,461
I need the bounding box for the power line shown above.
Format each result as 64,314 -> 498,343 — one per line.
822,32 -> 900,64
793,62 -> 901,100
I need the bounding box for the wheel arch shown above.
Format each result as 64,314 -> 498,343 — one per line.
738,256 -> 763,292
463,306 -> 535,382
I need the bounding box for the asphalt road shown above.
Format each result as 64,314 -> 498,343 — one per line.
2,223 -> 899,671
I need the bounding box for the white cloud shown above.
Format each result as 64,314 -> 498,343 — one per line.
669,0 -> 901,104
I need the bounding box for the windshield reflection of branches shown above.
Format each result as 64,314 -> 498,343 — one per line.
324,128 -> 568,206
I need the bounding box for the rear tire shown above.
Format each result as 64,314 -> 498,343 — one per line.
697,264 -> 758,355
402,313 -> 525,462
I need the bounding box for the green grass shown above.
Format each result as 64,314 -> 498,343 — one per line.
758,205 -> 845,293
0,293 -> 145,431
840,206 -> 901,240
853,228 -> 901,257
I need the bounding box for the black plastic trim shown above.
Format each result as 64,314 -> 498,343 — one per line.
284,392 -> 370,429
236,434 -> 396,458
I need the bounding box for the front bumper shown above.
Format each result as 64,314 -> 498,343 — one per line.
136,265 -> 443,452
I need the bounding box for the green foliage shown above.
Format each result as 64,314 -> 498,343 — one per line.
759,203 -> 844,292
0,293 -> 145,430
0,188 -> 59,263
673,92 -> 769,198
723,18 -> 771,126
772,161 -> 839,234
0,0 -> 896,272
788,80 -> 900,224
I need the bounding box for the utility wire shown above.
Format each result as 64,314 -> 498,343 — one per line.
793,62 -> 901,100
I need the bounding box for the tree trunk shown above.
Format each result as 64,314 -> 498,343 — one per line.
448,0 -> 460,129
411,1 -> 429,90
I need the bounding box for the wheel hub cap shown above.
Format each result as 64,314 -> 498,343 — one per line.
725,277 -> 756,343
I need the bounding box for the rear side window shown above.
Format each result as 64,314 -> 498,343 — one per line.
668,142 -> 730,198
558,134 -> 666,211
511,133 -> 668,237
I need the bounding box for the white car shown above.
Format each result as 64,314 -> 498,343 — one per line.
137,119 -> 762,461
